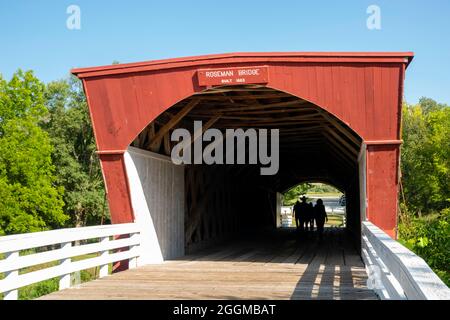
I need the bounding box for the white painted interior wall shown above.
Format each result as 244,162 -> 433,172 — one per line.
124,147 -> 185,265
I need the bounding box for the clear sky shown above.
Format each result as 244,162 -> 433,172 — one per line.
1,0 -> 449,104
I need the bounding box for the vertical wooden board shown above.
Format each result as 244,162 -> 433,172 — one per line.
315,65 -> 327,111
99,154 -> 134,224
386,66 -> 400,138
342,65 -> 362,128
363,66 -> 375,138
321,65 -> 336,119
366,145 -> 399,237
354,65 -> 367,132
331,66 -> 344,117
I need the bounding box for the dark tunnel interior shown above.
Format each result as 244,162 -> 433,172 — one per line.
130,85 -> 363,253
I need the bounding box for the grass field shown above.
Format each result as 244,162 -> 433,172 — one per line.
289,214 -> 345,228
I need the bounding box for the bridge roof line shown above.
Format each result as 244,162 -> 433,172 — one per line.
71,51 -> 414,78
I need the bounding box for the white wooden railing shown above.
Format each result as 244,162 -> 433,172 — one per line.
0,223 -> 141,300
362,221 -> 450,300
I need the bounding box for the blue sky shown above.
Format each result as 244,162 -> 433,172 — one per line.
1,0 -> 449,104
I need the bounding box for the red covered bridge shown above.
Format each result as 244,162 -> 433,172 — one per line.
2,52 -> 450,300
77,52 -> 409,239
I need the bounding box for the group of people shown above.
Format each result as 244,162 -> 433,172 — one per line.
293,196 -> 328,239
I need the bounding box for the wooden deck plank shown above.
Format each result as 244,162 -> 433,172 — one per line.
40,228 -> 377,300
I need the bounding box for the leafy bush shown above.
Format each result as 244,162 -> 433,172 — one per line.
398,208 -> 450,286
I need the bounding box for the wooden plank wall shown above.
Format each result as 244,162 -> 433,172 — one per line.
127,147 -> 185,260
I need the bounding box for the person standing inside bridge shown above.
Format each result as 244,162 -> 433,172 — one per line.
307,202 -> 315,231
294,196 -> 308,232
293,200 -> 301,230
314,199 -> 328,240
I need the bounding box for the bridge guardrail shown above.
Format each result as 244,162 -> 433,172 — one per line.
362,221 -> 450,300
0,223 -> 141,300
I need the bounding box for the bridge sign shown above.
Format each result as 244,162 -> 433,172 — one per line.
197,66 -> 269,86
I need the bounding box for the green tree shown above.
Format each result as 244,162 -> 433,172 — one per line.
399,97 -> 450,285
44,76 -> 109,227
401,98 -> 450,214
283,183 -> 311,205
0,70 -> 66,235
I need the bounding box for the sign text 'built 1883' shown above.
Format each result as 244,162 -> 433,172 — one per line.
197,66 -> 269,86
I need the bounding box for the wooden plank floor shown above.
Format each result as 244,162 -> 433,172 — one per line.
40,228 -> 378,300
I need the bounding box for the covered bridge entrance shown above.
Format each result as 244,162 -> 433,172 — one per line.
72,52 -> 413,266
4,52 -> 450,300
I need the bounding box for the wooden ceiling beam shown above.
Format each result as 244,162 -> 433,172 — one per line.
147,99 -> 201,151
317,110 -> 361,146
322,135 -> 356,167
323,126 -> 359,156
189,99 -> 309,113
195,93 -> 292,100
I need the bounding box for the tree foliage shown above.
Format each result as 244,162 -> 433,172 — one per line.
0,70 -> 66,234
283,183 -> 312,205
44,76 -> 109,227
401,98 -> 450,214
400,97 -> 450,286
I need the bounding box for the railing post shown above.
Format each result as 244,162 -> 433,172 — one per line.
59,241 -> 72,290
128,232 -> 139,269
99,236 -> 109,278
4,251 -> 19,300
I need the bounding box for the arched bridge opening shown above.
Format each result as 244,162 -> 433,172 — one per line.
72,52 -> 412,269
127,85 -> 363,257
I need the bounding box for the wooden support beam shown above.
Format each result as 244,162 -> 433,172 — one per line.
323,132 -> 355,162
147,99 -> 200,152
189,115 -> 221,163
188,99 -> 309,114
190,112 -> 321,122
317,110 -> 361,146
322,135 -> 356,168
216,120 -> 323,128
163,132 -> 171,156
323,126 -> 359,156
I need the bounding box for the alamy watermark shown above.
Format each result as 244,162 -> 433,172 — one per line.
366,265 -> 384,290
367,5 -> 381,30
170,121 -> 279,176
66,5 -> 81,30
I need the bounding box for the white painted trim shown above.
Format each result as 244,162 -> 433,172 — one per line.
0,223 -> 141,299
127,146 -> 180,165
0,223 -> 139,253
1,249 -> 139,293
0,236 -> 140,273
362,221 -> 450,300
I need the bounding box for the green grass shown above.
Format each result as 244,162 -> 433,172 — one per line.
326,214 -> 345,227
306,192 -> 342,197
289,214 -> 345,228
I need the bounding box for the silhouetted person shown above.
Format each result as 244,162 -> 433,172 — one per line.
307,202 -> 314,231
293,200 -> 301,230
314,199 -> 328,240
296,196 -> 309,232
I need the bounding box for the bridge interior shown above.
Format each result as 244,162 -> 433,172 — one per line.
129,85 -> 363,254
